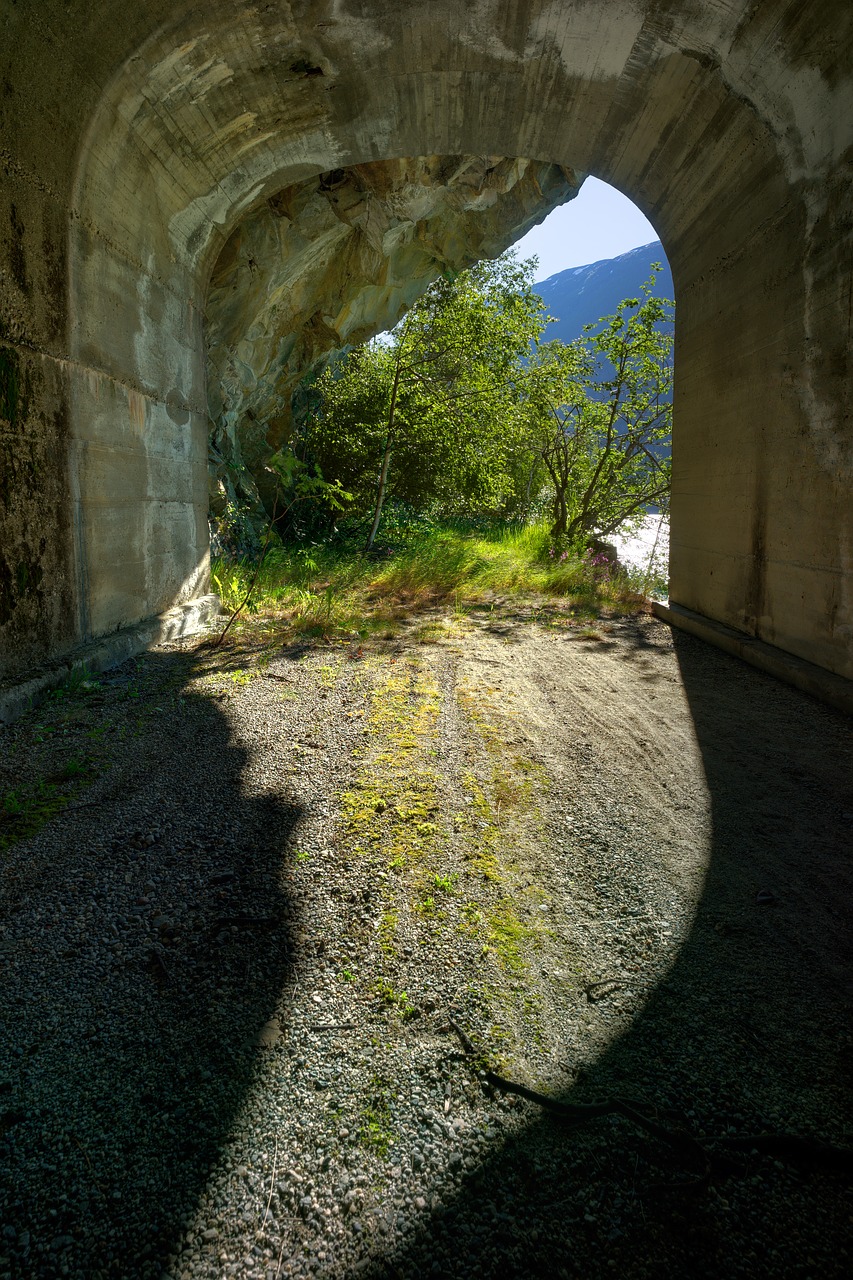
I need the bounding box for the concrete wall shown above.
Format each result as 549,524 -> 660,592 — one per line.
1,1 -> 851,682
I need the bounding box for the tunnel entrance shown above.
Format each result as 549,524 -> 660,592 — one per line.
203,155 -> 582,527
42,0 -> 850,693
203,159 -> 673,599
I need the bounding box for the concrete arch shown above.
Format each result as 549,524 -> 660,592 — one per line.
1,1 -> 851,687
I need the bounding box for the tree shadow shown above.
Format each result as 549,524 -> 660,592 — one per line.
363,631 -> 853,1278
0,649 -> 304,1276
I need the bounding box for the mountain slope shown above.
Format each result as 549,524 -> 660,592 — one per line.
534,241 -> 673,342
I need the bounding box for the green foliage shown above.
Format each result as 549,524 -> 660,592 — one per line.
433,872 -> 458,893
374,979 -> 417,1021
303,252 -> 549,536
210,499 -> 264,561
208,517 -> 648,645
521,267 -> 673,543
357,1075 -> 396,1155
47,665 -> 102,702
266,449 -> 351,519
0,756 -> 95,852
289,253 -> 672,551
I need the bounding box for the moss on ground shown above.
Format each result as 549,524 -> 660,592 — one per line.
332,644 -> 560,1076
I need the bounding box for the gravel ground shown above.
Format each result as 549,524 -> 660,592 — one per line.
0,609 -> 851,1279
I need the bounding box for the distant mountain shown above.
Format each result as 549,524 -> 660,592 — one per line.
534,241 -> 673,343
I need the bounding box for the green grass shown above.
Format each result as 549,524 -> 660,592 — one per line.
210,520 -> 654,641
1,757 -> 95,852
357,1075 -> 396,1156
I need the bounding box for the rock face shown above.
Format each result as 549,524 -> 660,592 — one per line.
204,156 -> 581,514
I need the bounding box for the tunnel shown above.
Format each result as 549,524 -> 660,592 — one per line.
1,6 -> 852,1276
0,3 -> 851,693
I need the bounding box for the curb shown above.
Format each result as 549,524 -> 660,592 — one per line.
653,600 -> 853,717
0,594 -> 223,726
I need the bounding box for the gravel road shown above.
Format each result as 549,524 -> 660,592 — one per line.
0,610 -> 850,1279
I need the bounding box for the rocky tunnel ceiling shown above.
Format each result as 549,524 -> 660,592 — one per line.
205,154 -> 581,515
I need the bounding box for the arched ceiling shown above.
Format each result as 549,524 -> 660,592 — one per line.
0,1 -> 849,681
205,154 -> 581,513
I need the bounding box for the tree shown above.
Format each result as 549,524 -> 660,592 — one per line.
302,252 -> 550,544
522,268 -> 673,544
288,257 -> 673,550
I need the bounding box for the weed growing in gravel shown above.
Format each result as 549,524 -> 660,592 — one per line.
378,910 -> 398,954
486,899 -> 534,975
210,519 -> 653,644
226,667 -> 260,686
46,664 -> 102,702
319,663 -> 340,689
373,980 -> 417,1022
432,872 -> 458,893
0,759 -> 95,852
334,647 -> 556,1086
448,676 -> 558,1066
340,663 -> 443,877
357,1076 -> 396,1156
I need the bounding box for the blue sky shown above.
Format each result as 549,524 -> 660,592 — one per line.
514,176 -> 660,282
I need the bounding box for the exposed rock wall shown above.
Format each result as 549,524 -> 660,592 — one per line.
204,156 -> 581,514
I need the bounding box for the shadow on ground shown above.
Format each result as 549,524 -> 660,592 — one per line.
0,649 -> 303,1277
361,631 -> 853,1278
1,632 -> 851,1278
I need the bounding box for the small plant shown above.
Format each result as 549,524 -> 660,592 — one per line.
414,895 -> 437,916
226,667 -> 258,686
60,756 -> 87,780
432,872 -> 458,893
48,665 -> 102,702
374,979 -> 417,1021
0,763 -> 94,852
294,848 -> 311,862
319,664 -> 339,689
378,910 -> 398,954
357,1076 -> 395,1156
2,790 -> 25,817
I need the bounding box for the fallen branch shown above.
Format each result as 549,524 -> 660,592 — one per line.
446,1019 -> 708,1168
445,1019 -> 853,1177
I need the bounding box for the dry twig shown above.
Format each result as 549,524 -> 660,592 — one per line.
445,1019 -> 853,1177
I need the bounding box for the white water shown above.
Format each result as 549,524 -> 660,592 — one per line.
609,513 -> 669,600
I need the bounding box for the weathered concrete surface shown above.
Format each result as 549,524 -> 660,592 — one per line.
206,155 -> 580,515
1,1 -> 851,683
0,594 -> 221,726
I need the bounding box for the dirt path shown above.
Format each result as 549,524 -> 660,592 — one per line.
0,614 -> 850,1279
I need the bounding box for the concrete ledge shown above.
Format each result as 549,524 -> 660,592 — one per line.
0,594 -> 222,726
653,601 -> 853,717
